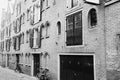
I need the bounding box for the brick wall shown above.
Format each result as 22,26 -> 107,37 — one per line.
105,2 -> 120,80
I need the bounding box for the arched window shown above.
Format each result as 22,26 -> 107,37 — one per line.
88,8 -> 97,28
57,21 -> 61,35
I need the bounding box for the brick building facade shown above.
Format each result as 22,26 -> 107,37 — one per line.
0,0 -> 120,80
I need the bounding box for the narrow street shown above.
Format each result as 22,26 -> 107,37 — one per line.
0,66 -> 38,80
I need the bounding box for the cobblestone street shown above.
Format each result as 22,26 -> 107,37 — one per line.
0,66 -> 38,80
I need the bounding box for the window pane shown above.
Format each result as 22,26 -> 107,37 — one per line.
66,15 -> 74,45
75,12 -> 82,28
72,0 -> 79,7
74,28 -> 82,45
89,9 -> 97,27
74,12 -> 82,45
66,11 -> 83,46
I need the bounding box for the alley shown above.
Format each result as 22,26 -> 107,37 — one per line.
0,66 -> 38,80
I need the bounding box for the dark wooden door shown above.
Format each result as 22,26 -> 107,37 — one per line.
33,54 -> 40,76
60,55 -> 94,80
16,54 -> 20,64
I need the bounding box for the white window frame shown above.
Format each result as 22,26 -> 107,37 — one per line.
65,10 -> 84,47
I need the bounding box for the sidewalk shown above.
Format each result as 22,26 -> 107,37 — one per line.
0,66 -> 38,80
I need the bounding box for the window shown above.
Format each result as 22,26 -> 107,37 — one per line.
72,0 -> 79,7
29,29 -> 34,48
42,25 -> 46,38
13,21 -> 17,33
28,54 -> 31,65
66,11 -> 82,46
33,28 -> 38,48
21,13 -> 25,25
9,24 -> 11,37
16,18 -> 21,33
20,32 -> 24,44
42,0 -> 50,11
6,27 -> 9,37
20,54 -> 23,64
23,13 -> 25,24
29,28 -> 41,49
33,1 -> 41,24
26,30 -> 29,43
67,0 -> 79,8
30,6 -> 34,25
57,21 -> 61,35
60,54 -> 94,80
88,8 -> 97,28
45,21 -> 50,37
27,8 -> 30,21
6,39 -> 11,52
16,2 -> 21,16
53,0 -> 56,5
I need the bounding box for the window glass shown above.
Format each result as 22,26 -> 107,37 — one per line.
33,28 -> 38,48
88,9 -> 97,28
72,0 -> 79,7
57,21 -> 61,35
34,1 -> 41,24
66,11 -> 82,46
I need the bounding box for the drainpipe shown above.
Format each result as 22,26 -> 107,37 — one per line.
102,0 -> 107,79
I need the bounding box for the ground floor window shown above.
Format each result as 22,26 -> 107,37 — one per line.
60,54 -> 94,80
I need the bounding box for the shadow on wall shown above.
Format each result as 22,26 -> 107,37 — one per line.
107,70 -> 120,80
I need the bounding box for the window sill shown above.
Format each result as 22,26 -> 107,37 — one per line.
65,44 -> 84,48
42,6 -> 50,12
45,36 -> 49,38
88,25 -> 98,32
41,36 -> 49,39
66,6 -> 83,16
105,0 -> 119,6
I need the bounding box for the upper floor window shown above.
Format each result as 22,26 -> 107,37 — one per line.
30,6 -> 34,25
33,0 -> 41,24
16,2 -> 21,16
88,8 -> 97,28
42,0 -> 50,11
27,7 -> 30,21
33,28 -> 39,48
20,32 -> 24,44
72,0 -> 79,8
66,11 -> 82,46
6,39 -> 11,52
26,30 -> 29,43
67,0 -> 79,9
57,21 -> 61,35
13,35 -> 21,51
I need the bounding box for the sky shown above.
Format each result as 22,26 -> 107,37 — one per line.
0,0 -> 8,24
0,0 -> 15,28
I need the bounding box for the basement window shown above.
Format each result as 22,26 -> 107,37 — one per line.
88,8 -> 97,28
60,54 -> 94,80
